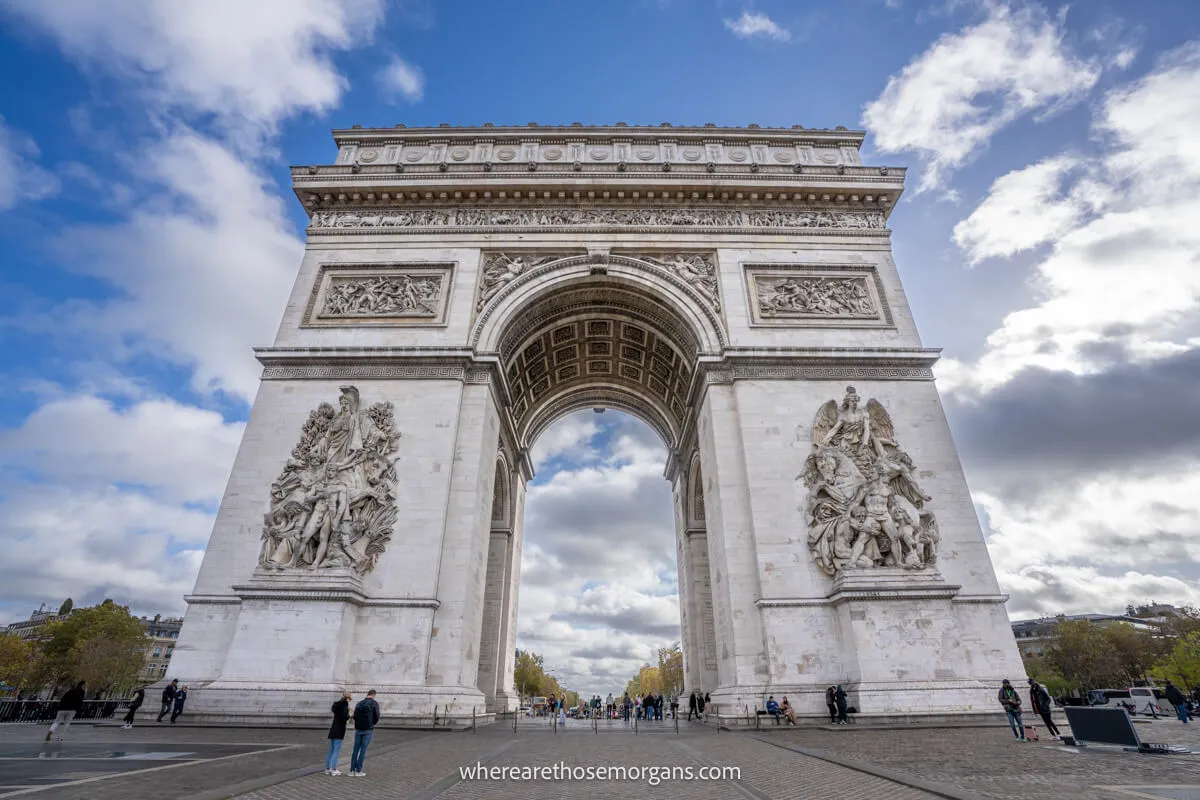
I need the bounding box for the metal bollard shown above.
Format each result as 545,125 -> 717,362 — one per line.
472,705 -> 477,733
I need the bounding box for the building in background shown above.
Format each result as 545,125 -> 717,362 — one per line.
3,602 -> 73,641
139,615 -> 183,682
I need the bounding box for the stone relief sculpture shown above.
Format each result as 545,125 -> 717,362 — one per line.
800,387 -> 938,576
636,253 -> 721,311
257,386 -> 402,575
477,253 -> 570,310
758,276 -> 876,318
321,275 -> 443,317
310,208 -> 885,231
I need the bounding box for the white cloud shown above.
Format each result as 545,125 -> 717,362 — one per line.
4,0 -> 385,138
0,117 -> 60,210
0,394 -> 244,504
378,55 -> 425,103
723,11 -> 791,43
952,155 -> 1097,263
0,393 -> 245,624
943,43 -> 1200,394
36,131 -> 303,400
862,3 -> 1100,192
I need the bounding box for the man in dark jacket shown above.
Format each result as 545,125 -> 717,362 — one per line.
349,689 -> 381,777
999,679 -> 1025,740
1027,678 -> 1060,737
325,691 -> 352,775
46,681 -> 85,742
1164,680 -> 1190,723
825,686 -> 838,724
834,685 -> 849,725
170,686 -> 188,723
122,687 -> 145,730
687,691 -> 698,721
157,679 -> 178,722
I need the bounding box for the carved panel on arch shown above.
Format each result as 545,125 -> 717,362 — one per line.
743,264 -> 893,328
304,263 -> 454,327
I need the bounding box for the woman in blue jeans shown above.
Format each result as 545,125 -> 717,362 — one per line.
325,691 -> 352,776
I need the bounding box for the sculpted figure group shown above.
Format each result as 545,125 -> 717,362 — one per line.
801,387 -> 939,576
322,275 -> 442,317
257,386 -> 402,575
758,276 -> 875,318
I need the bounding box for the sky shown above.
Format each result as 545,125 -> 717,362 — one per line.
1,0 -> 1199,697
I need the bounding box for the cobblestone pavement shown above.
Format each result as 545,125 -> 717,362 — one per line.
2,717 -> 1197,799
766,716 -> 1200,800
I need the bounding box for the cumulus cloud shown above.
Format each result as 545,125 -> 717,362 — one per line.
518,412 -> 681,695
0,116 -> 60,209
862,2 -> 1100,192
943,43 -> 1200,394
0,394 -> 244,623
378,55 -> 425,103
4,0 -> 385,139
723,11 -> 791,43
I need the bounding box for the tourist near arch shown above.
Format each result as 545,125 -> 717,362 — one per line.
169,124 -> 1024,724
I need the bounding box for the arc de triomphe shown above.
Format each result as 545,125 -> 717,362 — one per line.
170,124 -> 1024,723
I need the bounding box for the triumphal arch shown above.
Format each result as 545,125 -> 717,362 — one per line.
171,123 -> 1024,723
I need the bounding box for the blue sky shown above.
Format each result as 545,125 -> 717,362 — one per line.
2,0 -> 1200,695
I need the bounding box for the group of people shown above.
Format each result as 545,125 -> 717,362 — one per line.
998,678 -> 1060,741
765,695 -> 798,725
40,678 -> 188,742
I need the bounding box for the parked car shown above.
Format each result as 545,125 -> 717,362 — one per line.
1086,687 -> 1164,716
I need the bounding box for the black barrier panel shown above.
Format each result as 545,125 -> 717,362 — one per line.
1063,706 -> 1141,747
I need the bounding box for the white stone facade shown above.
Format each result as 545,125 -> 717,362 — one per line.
170,124 -> 1025,724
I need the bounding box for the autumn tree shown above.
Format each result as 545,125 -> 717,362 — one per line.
40,602 -> 147,697
658,643 -> 684,695
0,634 -> 34,696
1104,623 -> 1168,684
1151,632 -> 1200,693
1046,619 -> 1124,691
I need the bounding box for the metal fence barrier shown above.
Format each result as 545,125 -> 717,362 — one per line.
0,700 -> 123,724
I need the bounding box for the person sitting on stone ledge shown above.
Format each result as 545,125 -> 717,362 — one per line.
780,696 -> 797,726
765,696 -> 781,724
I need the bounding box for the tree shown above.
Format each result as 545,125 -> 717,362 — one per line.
1103,624 -> 1168,685
40,602 -> 147,697
58,598 -> 74,617
1021,651 -> 1075,698
0,634 -> 33,696
1046,619 -> 1125,691
1151,632 -> 1200,693
658,643 -> 684,695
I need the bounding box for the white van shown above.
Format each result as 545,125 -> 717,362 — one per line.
1128,687 -> 1165,717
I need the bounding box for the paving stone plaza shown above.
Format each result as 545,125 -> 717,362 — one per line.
0,716 -> 1197,799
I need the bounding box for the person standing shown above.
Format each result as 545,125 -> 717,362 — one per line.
170,685 -> 188,723
349,689 -> 380,777
825,686 -> 838,724
157,679 -> 179,722
834,686 -> 849,725
1164,680 -> 1190,723
325,691 -> 351,776
623,692 -> 631,722
606,692 -> 614,718
998,679 -> 1026,741
122,687 -> 145,730
697,692 -> 707,719
46,681 -> 85,742
687,691 -> 699,721
1027,678 -> 1060,738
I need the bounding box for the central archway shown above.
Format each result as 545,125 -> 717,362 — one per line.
473,263 -> 722,711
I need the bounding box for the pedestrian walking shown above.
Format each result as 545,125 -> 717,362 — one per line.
325,691 -> 352,776
697,692 -> 707,718
825,685 -> 838,724
349,689 -> 381,777
703,692 -> 711,719
999,679 -> 1026,741
1164,680 -> 1190,723
1027,678 -> 1060,738
170,685 -> 188,723
122,687 -> 145,729
157,679 -> 179,722
687,691 -> 699,721
46,681 -> 85,742
834,685 -> 849,725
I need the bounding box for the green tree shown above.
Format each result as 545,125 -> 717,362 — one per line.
1103,624 -> 1168,685
1021,651 -> 1075,697
1046,619 -> 1125,691
40,602 -> 147,697
1151,632 -> 1200,693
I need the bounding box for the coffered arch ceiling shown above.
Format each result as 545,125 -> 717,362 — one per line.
499,281 -> 700,452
